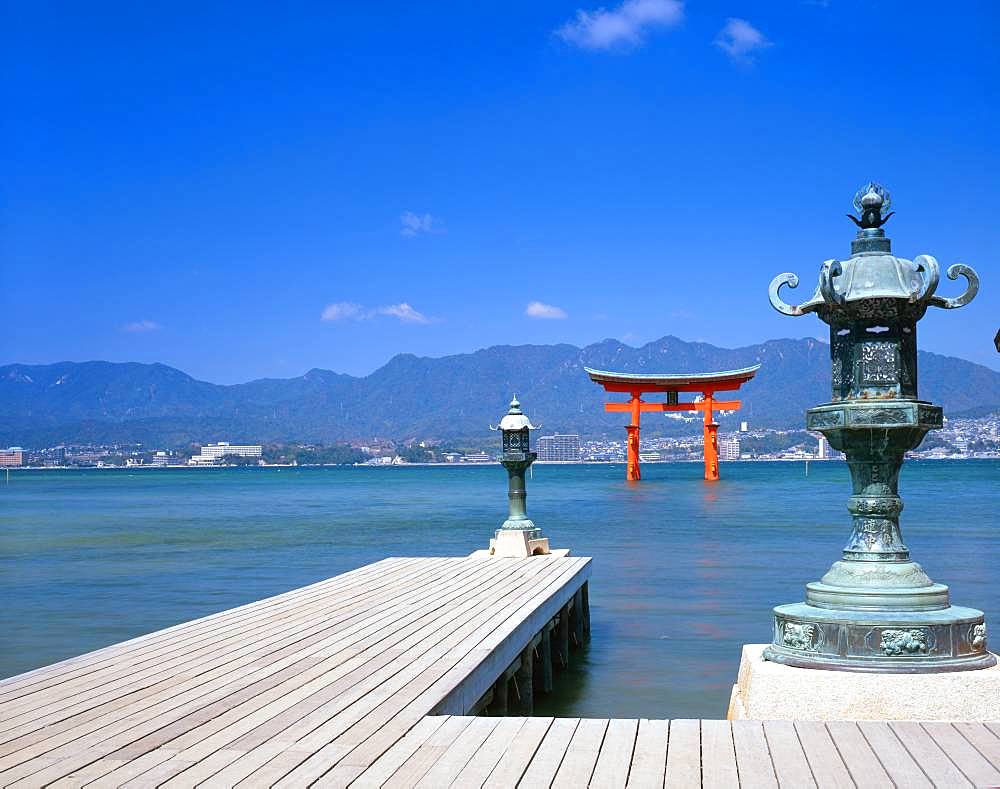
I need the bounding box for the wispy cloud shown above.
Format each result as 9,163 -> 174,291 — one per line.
525,301 -> 568,320
715,18 -> 771,63
400,211 -> 442,237
321,301 -> 432,324
320,303 -> 364,321
375,303 -> 430,323
556,0 -> 683,51
122,320 -> 162,333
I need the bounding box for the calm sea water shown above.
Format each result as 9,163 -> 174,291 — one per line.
1,460 -> 997,719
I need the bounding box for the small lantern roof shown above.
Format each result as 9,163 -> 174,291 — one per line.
494,396 -> 538,431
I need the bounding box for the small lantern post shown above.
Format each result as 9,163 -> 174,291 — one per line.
489,396 -> 551,558
764,183 -> 992,672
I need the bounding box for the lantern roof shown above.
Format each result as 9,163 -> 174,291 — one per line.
769,183 -> 979,319
493,395 -> 538,431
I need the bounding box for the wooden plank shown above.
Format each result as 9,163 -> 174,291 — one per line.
762,720 -> 816,788
793,721 -> 852,789
853,722 -> 931,789
701,719 -> 738,789
625,719 -> 668,789
730,720 -> 777,789
952,721 -> 1000,769
413,716 -> 501,787
0,557 -> 451,744
451,716 -> 528,787
0,557 -> 444,724
824,721 -> 891,789
664,719 -> 700,789
590,718 -> 638,789
0,557 -> 406,699
137,561 -> 532,787
0,556 -> 528,774
482,716 -> 552,789
381,716 -> 477,788
518,718 -> 579,788
921,722 -> 1000,787
270,559 -> 587,786
888,722 -> 972,787
550,718 -> 608,789
0,558 -> 473,780
0,557 -> 419,705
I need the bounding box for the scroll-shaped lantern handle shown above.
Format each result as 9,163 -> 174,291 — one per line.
819,259 -> 844,306
928,263 -> 980,310
768,272 -> 804,316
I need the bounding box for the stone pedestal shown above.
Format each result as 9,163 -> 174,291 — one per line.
729,644 -> 1000,721
489,529 -> 550,558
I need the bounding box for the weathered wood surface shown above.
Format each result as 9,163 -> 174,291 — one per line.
360,717 -> 1000,788
0,556 -> 590,787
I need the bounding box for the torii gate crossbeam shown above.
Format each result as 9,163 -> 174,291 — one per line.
585,365 -> 761,481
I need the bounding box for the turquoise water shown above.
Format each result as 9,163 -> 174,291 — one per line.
1,461 -> 997,719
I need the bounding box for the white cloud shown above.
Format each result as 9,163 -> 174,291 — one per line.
320,302 -> 365,321
525,301 -> 568,320
321,301 -> 431,324
400,211 -> 441,237
375,303 -> 430,324
556,0 -> 683,51
715,18 -> 771,63
122,320 -> 162,333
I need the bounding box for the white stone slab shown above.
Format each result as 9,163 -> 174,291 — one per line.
729,644 -> 1000,721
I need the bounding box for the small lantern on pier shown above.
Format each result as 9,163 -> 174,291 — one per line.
489,396 -> 551,558
764,183 -> 991,672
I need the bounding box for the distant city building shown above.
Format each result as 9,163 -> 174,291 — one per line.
189,442 -> 262,465
638,451 -> 662,462
462,451 -> 492,463
817,436 -> 828,459
149,451 -> 170,467
740,421 -> 749,432
719,435 -> 741,460
536,434 -> 581,462
0,448 -> 24,467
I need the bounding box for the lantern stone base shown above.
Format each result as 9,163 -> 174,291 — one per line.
728,644 -> 1000,721
488,528 -> 551,558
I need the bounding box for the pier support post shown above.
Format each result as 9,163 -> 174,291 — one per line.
539,625 -> 554,693
515,645 -> 534,715
557,604 -> 570,668
582,582 -> 591,641
572,589 -> 585,646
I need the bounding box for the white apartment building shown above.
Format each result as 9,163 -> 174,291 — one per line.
189,442 -> 263,464
536,434 -> 581,462
719,435 -> 741,461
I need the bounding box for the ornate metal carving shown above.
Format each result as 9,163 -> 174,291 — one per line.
880,629 -> 929,656
848,407 -> 909,425
782,623 -> 817,651
807,409 -> 844,429
971,624 -> 987,649
860,342 -> 898,384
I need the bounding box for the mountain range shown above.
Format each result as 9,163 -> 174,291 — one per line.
3,336 -> 999,448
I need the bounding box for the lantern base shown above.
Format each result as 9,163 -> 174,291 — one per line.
764,601 -> 994,673
489,528 -> 550,558
729,644 -> 1000,721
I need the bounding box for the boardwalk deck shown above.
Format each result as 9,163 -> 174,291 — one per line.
359,717 -> 1000,788
0,556 -> 590,787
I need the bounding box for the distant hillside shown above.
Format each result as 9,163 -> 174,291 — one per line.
3,336 -> 999,447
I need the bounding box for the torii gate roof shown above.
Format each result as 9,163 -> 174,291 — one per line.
584,364 -> 760,389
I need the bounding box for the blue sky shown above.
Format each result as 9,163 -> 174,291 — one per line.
3,1 -> 998,383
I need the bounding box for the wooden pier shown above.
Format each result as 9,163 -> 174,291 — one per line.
0,556 -> 591,787
3,554 -> 999,787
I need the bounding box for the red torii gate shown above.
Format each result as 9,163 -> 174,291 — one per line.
585,365 -> 760,481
